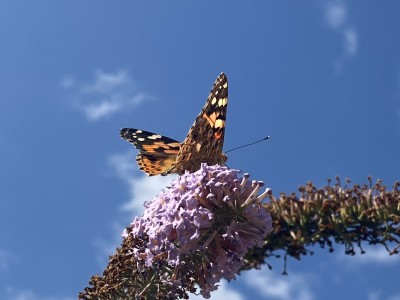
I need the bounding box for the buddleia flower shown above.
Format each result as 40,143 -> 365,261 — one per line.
123,163 -> 272,298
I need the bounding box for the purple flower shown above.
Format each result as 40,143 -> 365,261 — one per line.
125,163 -> 272,298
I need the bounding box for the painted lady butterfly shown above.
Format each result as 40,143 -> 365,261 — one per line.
120,73 -> 228,176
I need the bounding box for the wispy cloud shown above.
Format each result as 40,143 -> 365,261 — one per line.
4,287 -> 74,300
242,268 -> 315,300
368,290 -> 400,300
324,1 -> 347,29
321,1 -> 359,72
92,223 -> 126,267
189,281 -> 244,300
108,151 -> 175,216
90,152 -> 175,267
0,249 -> 17,271
388,293 -> 400,300
337,246 -> 400,265
61,70 -> 152,121
343,27 -> 358,56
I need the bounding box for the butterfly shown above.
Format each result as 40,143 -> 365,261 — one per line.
120,73 -> 228,176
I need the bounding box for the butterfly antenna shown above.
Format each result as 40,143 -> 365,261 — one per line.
225,136 -> 270,153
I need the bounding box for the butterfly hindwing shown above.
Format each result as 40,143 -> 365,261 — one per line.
120,128 -> 181,176
120,72 -> 228,176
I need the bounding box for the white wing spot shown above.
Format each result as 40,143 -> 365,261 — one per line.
215,119 -> 224,129
218,98 -> 227,107
196,143 -> 202,152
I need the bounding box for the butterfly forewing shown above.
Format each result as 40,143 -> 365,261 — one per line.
166,73 -> 228,174
120,73 -> 228,176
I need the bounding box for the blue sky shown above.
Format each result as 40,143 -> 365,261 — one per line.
1,1 -> 400,299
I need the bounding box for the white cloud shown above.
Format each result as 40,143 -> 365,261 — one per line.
87,151 -> 176,270
60,76 -> 75,89
242,268 -> 314,300
108,151 -> 175,216
189,281 -> 244,300
337,246 -> 400,265
81,70 -> 131,94
321,1 -> 358,72
92,223 -> 125,267
89,152 -> 176,267
389,293 -> 400,300
344,27 -> 358,56
324,1 -> 347,29
84,99 -> 121,121
0,249 -> 17,271
368,291 -> 382,300
6,289 -> 36,300
122,174 -> 174,214
61,70 -> 152,121
4,287 -> 74,300
368,291 -> 400,300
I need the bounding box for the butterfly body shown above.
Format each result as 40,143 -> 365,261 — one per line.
120,73 -> 228,176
